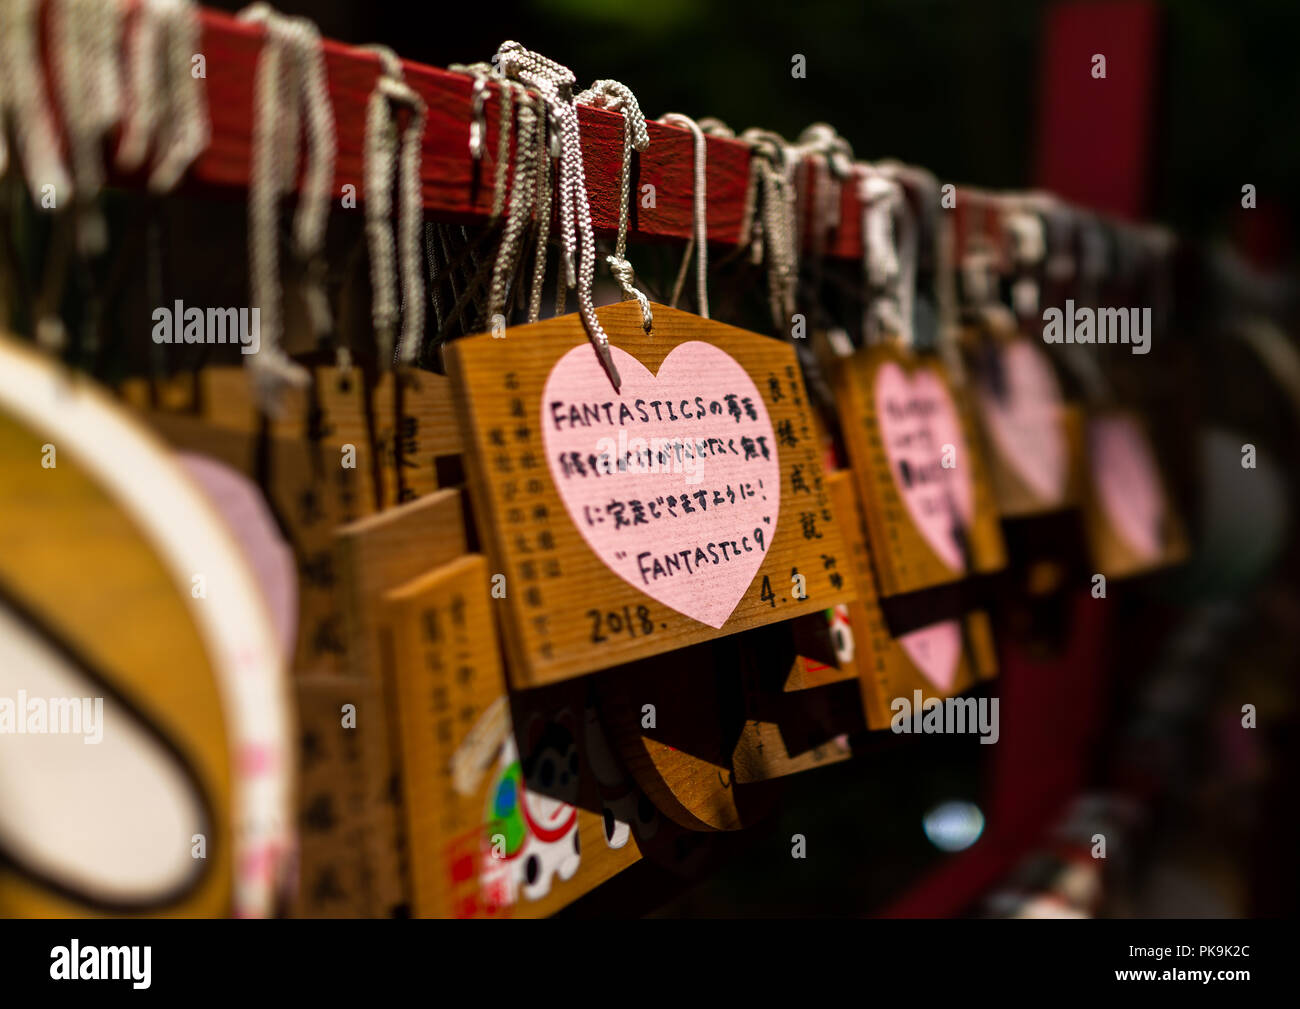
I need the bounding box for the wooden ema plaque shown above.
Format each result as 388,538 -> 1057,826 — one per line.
379,555 -> 639,917
447,302 -> 853,687
782,608 -> 860,690
966,609 -> 999,683
826,471 -> 988,731
317,366 -> 462,510
1077,409 -> 1188,579
833,342 -> 1005,597
333,489 -> 468,916
594,641 -> 781,832
730,616 -> 861,780
965,331 -> 1080,517
120,367 -> 375,680
731,666 -> 859,784
170,362 -> 462,510
291,675 -> 382,917
123,361 -> 464,511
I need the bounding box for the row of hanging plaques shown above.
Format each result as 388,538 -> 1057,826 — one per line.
0,287 -> 1185,916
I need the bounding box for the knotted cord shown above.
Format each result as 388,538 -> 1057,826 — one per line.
579,80 -> 652,331
797,123 -> 854,259
361,45 -> 427,367
238,3 -> 337,415
0,0 -> 71,204
494,41 -> 621,391
740,128 -> 799,332
118,0 -> 210,193
487,81 -> 538,323
48,0 -> 126,256
856,166 -> 912,345
658,112 -> 710,321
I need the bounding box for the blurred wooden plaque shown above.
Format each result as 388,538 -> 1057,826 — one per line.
834,343 -> 1004,597
826,471 -> 987,730
968,335 -> 1079,517
1079,410 -> 1188,579
380,555 -> 639,917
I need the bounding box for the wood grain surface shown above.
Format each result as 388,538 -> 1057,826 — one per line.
380,556 -> 639,917
448,302 -> 853,686
333,489 -> 468,915
834,343 -> 1005,596
826,471 -> 983,730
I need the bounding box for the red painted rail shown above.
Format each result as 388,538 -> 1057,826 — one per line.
76,7 -> 924,263
182,9 -> 876,256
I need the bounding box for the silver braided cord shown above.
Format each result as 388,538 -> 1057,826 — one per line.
118,1 -> 166,173
449,62 -> 511,217
495,41 -> 621,391
238,3 -> 337,415
487,81 -> 537,322
0,0 -> 72,352
117,0 -> 211,194
878,161 -> 972,382
857,165 -> 911,346
361,45 -> 427,367
579,79 -> 652,332
797,123 -> 853,258
0,0 -> 72,203
527,101 -> 552,324
740,128 -> 799,332
698,117 -> 734,138
49,0 -> 126,256
443,63 -> 526,342
658,112 -> 709,320
881,161 -> 967,379
492,83 -> 514,222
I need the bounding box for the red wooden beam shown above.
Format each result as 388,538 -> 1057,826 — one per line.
115,8 -> 868,261
1034,0 -> 1162,219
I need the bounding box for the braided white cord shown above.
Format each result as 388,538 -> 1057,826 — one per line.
797,123 -> 853,256
487,82 -> 537,321
0,0 -> 72,203
361,45 -> 427,366
1002,198 -> 1046,324
448,62 -> 494,161
740,128 -> 798,331
527,102 -> 551,323
880,160 -> 967,375
495,41 -> 620,391
451,61 -> 545,329
118,1 -> 164,173
362,58 -> 396,362
492,83 -> 514,221
578,79 -> 652,331
118,0 -> 211,193
698,117 -> 734,138
696,119 -> 766,265
238,4 -> 337,414
424,221 -> 445,329
658,112 -> 709,321
48,0 -> 126,255
392,76 -> 426,365
857,166 -> 916,346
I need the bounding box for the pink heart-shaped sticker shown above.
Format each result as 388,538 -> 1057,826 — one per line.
1089,415 -> 1163,562
899,620 -> 962,692
873,361 -> 971,572
977,341 -> 1069,504
542,342 -> 781,629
